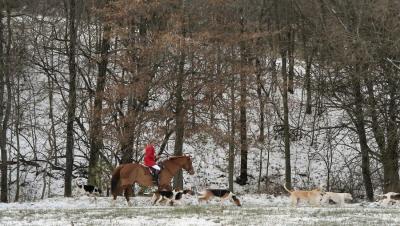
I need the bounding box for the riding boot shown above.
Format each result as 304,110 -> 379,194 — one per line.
153,170 -> 160,185
154,171 -> 159,185
151,169 -> 159,185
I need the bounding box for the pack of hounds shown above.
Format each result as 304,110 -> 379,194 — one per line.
74,177 -> 400,207
74,178 -> 400,207
283,184 -> 353,207
72,178 -> 352,207
151,188 -> 242,207
73,178 -> 241,206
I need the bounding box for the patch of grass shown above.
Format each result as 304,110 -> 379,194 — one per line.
2,204 -> 400,226
166,205 -> 208,215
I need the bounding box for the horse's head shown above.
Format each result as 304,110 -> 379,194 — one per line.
182,155 -> 195,175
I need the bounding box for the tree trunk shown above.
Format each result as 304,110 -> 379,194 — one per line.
237,7 -> 248,186
173,47 -> 185,189
47,39 -> 57,196
15,62 -> 21,201
365,78 -> 385,152
64,0 -> 78,197
238,73 -> 248,185
305,54 -> 313,114
256,58 -> 265,192
120,97 -> 135,164
173,1 -> 186,189
281,50 -> 291,190
288,27 -> 295,94
256,59 -> 265,143
228,72 -> 235,192
88,24 -> 110,187
270,58 -> 277,93
1,5 -> 12,203
41,76 -> 57,200
382,71 -> 399,193
350,66 -> 374,201
0,8 -> 5,202
365,75 -> 396,193
238,59 -> 248,185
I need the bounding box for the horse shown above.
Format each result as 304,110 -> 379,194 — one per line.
111,155 -> 195,206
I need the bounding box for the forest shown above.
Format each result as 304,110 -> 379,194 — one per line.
0,0 -> 399,204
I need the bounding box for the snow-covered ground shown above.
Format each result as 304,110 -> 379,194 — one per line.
1,194 -> 400,226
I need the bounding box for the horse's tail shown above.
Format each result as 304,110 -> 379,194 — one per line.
111,165 -> 123,195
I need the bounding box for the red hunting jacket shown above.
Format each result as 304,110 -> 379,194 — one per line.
144,144 -> 156,167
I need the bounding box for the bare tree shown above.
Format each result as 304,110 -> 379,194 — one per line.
64,0 -> 78,197
0,2 -> 13,203
88,4 -> 110,187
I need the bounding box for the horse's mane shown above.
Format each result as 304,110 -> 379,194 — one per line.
162,155 -> 189,163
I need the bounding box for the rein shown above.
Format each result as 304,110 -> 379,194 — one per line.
160,157 -> 186,180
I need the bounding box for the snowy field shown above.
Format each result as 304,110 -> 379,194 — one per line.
1,195 -> 400,226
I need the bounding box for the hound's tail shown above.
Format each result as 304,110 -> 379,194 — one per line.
283,184 -> 292,194
111,165 -> 123,195
74,178 -> 83,188
232,195 -> 242,207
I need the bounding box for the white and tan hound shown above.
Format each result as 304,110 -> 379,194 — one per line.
151,189 -> 193,206
198,189 -> 241,207
283,184 -> 322,207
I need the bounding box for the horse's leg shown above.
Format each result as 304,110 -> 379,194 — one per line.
125,186 -> 133,206
112,193 -> 117,207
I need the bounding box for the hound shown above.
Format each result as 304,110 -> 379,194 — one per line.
151,189 -> 193,206
379,192 -> 400,206
198,189 -> 241,207
74,179 -> 102,199
321,192 -> 353,206
283,184 -> 322,207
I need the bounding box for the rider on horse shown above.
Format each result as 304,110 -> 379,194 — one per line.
144,144 -> 160,184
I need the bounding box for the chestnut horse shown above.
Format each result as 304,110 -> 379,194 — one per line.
111,155 -> 195,206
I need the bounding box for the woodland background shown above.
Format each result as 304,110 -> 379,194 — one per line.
0,0 -> 399,203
